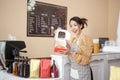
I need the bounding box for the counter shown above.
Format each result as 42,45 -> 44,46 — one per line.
91,53 -> 120,80
51,53 -> 120,80
0,53 -> 120,80
0,70 -> 61,80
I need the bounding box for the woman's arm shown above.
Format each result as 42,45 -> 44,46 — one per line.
72,35 -> 93,64
58,40 -> 71,55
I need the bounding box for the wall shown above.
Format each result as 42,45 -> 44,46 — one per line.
108,0 -> 120,40
0,0 -> 119,58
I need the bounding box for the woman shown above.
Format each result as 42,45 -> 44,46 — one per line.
62,16 -> 93,80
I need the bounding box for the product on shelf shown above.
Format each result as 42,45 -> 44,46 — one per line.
51,60 -> 59,78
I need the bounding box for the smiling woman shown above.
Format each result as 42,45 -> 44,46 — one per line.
58,16 -> 93,80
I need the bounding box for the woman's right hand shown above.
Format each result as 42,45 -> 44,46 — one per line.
58,40 -> 71,55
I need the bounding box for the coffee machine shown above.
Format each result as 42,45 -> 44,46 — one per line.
0,40 -> 26,72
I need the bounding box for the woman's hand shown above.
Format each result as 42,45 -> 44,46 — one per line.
59,40 -> 71,55
66,40 -> 71,51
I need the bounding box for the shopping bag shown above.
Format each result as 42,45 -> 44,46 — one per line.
30,59 -> 40,78
40,59 -> 51,78
110,66 -> 120,80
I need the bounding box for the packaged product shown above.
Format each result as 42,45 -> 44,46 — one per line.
54,28 -> 70,52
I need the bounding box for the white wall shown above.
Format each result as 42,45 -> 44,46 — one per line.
0,0 -> 119,58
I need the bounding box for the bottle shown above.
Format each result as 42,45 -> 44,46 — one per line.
12,56 -> 18,76
23,57 -> 30,78
18,56 -> 24,77
51,26 -> 54,36
51,60 -> 59,78
18,56 -> 21,76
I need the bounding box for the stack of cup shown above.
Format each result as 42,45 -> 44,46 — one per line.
93,39 -> 99,53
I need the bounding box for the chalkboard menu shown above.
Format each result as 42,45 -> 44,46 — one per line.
27,1 -> 67,37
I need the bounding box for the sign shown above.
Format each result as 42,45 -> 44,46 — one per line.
27,1 -> 67,37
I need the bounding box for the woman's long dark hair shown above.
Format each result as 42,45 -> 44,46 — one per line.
69,16 -> 88,30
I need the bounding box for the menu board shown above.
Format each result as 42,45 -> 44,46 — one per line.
27,1 -> 67,37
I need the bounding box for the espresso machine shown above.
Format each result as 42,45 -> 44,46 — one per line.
0,40 -> 26,72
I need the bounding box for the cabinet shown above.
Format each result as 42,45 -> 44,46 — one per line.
51,53 -> 120,80
91,53 -> 120,80
90,58 -> 105,80
51,54 -> 70,80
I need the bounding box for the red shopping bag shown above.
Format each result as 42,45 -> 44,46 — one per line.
40,59 -> 51,78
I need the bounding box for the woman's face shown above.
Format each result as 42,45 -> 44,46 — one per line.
69,20 -> 81,36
